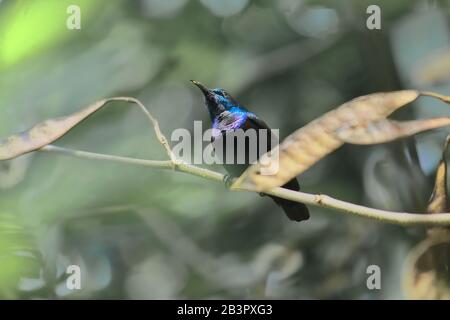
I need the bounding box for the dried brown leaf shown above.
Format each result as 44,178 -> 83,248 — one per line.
337,118 -> 450,145
427,135 -> 450,214
232,90 -> 450,191
0,99 -> 112,161
405,131 -> 450,298
403,231 -> 450,300
0,99 -> 115,161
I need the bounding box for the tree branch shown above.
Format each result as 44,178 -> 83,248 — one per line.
40,145 -> 450,227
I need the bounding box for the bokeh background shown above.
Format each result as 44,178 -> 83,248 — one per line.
0,0 -> 449,299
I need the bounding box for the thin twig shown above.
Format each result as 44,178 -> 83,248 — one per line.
107,97 -> 177,164
40,145 -> 450,227
41,145 -> 172,169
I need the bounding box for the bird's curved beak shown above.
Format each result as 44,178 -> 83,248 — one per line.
190,80 -> 211,96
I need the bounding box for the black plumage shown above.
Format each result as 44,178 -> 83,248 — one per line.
192,80 -> 309,222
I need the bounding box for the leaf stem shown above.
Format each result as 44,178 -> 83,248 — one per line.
40,145 -> 172,169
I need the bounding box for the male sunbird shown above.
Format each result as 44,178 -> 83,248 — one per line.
191,80 -> 309,222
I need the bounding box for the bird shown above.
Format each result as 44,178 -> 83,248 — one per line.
191,80 -> 309,222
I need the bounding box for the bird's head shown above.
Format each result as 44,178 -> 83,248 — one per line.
191,80 -> 239,119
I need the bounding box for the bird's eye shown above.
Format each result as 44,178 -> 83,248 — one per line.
213,89 -> 225,97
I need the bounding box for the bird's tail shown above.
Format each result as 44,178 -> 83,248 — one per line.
270,195 -> 310,222
267,177 -> 309,221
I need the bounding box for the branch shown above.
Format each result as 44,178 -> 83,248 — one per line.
3,94 -> 444,227
40,145 -> 450,227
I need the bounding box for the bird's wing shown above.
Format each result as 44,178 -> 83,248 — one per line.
246,113 -> 281,142
245,114 -> 281,152
245,113 -> 271,131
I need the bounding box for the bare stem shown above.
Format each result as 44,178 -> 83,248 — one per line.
40,145 -> 450,227
107,97 -> 177,163
40,145 -> 172,169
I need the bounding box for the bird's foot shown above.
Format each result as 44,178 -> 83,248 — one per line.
223,174 -> 234,189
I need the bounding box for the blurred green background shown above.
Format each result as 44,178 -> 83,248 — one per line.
0,0 -> 449,299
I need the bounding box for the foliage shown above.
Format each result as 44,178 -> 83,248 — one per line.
0,0 -> 449,299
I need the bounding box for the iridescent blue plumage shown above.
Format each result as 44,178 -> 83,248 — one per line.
191,80 -> 309,222
212,108 -> 250,133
